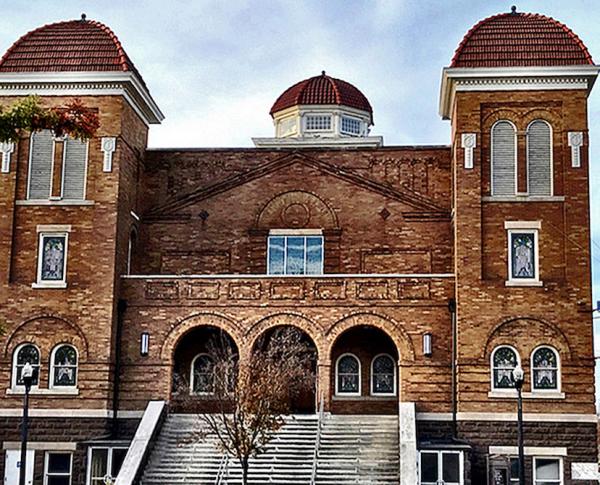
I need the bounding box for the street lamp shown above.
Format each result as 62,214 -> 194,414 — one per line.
512,364 -> 525,485
19,362 -> 34,485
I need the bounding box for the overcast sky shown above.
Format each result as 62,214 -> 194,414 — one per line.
2,0 -> 600,395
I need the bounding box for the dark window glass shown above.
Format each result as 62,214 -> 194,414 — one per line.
421,452 -> 438,482
46,452 -> 71,485
532,347 -> 558,390
111,448 -> 128,476
337,355 -> 359,394
493,347 -> 518,389
192,354 -> 215,394
52,345 -> 77,387
15,345 -> 40,386
442,453 -> 460,482
372,355 -> 395,394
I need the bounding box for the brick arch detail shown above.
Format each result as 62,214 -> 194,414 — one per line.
160,312 -> 243,360
325,312 -> 415,362
255,190 -> 339,229
245,312 -> 324,359
483,316 -> 573,361
3,314 -> 89,360
481,109 -> 522,132
521,108 -> 562,130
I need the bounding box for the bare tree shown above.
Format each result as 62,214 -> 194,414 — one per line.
178,327 -> 315,485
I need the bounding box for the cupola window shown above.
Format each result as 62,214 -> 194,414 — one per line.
341,116 -> 361,136
305,115 -> 332,131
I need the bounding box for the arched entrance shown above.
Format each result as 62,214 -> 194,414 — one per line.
171,325 -> 238,412
330,325 -> 399,414
252,325 -> 318,413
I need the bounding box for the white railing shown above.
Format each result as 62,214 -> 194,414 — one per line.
310,395 -> 325,485
214,454 -> 229,485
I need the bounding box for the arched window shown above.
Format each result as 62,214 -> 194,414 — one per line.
191,354 -> 215,395
526,120 -> 553,196
50,344 -> 78,388
370,354 -> 396,396
491,120 -> 517,196
27,130 -> 54,199
12,344 -> 40,388
531,346 -> 559,391
335,353 -> 360,396
61,137 -> 89,200
491,346 -> 519,390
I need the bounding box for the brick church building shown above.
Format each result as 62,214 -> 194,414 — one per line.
0,7 -> 598,485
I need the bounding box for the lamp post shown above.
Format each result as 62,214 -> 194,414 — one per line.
19,362 -> 34,485
512,365 -> 525,485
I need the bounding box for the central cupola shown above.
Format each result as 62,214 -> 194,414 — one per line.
253,71 -> 382,148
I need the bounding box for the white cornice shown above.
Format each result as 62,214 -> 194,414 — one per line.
252,135 -> 383,148
0,71 -> 164,125
439,65 -> 600,119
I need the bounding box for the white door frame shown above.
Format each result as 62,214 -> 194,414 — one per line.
4,449 -> 35,485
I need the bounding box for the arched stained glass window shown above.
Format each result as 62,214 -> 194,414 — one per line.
336,353 -> 360,395
371,354 -> 396,395
492,346 -> 519,389
491,120 -> 517,196
531,346 -> 559,391
13,344 -> 40,387
51,344 -> 78,387
191,354 -> 215,394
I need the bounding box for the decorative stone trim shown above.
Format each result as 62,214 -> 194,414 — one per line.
6,387 -> 79,396
2,441 -> 78,451
489,446 -> 567,456
568,131 -> 583,168
487,390 -> 565,399
461,133 -> 476,169
1,141 -> 14,173
102,137 -> 117,172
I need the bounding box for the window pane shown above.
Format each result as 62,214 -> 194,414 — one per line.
536,459 -> 560,480
372,355 -> 395,394
268,237 -> 285,275
341,116 -> 361,135
493,347 -> 518,389
48,453 -> 71,473
420,452 -> 438,482
306,115 -> 331,131
47,477 -> 70,485
305,237 -> 323,274
442,453 -> 460,482
41,236 -> 66,281
53,345 -> 77,387
17,345 -> 40,365
193,355 -> 214,393
510,458 -> 520,481
111,448 -> 128,476
511,232 -> 535,279
339,355 -> 358,374
90,449 -> 108,478
285,237 -> 305,275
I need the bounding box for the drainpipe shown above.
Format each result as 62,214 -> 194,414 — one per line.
112,298 -> 127,437
448,298 -> 457,440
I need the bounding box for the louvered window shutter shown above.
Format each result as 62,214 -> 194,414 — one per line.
62,137 -> 88,199
527,120 -> 552,196
27,130 -> 54,199
491,121 -> 516,196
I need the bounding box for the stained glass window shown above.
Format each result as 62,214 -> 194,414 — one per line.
371,354 -> 395,395
267,235 -> 323,275
40,234 -> 67,282
52,345 -> 78,387
532,347 -> 558,390
14,344 -> 40,386
492,346 -> 518,389
192,354 -> 215,394
337,354 -> 360,394
511,232 -> 535,279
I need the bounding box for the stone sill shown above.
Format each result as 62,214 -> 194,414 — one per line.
6,387 -> 79,396
16,200 -> 95,206
482,196 -> 565,203
31,282 -> 67,289
488,390 -> 565,400
505,280 -> 543,287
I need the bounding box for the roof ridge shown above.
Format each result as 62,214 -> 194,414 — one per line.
327,74 -> 342,105
88,19 -> 130,72
450,11 -> 509,66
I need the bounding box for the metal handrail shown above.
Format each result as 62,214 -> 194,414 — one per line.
214,453 -> 229,485
310,395 -> 324,485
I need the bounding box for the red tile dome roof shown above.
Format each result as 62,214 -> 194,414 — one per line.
270,72 -> 373,116
0,16 -> 146,84
451,9 -> 594,68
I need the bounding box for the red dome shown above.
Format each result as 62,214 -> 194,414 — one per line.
0,16 -> 146,83
270,72 -> 372,116
451,10 -> 593,68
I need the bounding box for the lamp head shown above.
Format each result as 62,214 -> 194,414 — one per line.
512,365 -> 524,388
22,362 -> 34,389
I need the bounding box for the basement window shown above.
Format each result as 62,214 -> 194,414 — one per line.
87,447 -> 128,485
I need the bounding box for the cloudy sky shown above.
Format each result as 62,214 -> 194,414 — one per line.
2,0 -> 600,392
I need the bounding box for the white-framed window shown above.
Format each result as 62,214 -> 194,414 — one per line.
335,353 -> 361,396
526,120 -> 553,196
50,344 -> 78,388
531,346 -> 560,392
505,221 -> 541,285
190,353 -> 215,395
12,343 -> 40,389
304,114 -> 332,131
27,129 -> 55,200
87,447 -> 128,485
533,457 -> 562,485
419,450 -> 463,485
278,116 -> 297,137
44,451 -> 72,485
370,353 -> 396,396
491,345 -> 520,390
61,137 -> 89,200
340,116 -> 362,136
36,231 -> 69,287
509,457 -> 520,484
491,120 -> 517,196
267,233 -> 324,275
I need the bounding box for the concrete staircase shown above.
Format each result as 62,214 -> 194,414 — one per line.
140,413 -> 318,484
315,414 -> 400,484
140,413 -> 399,485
